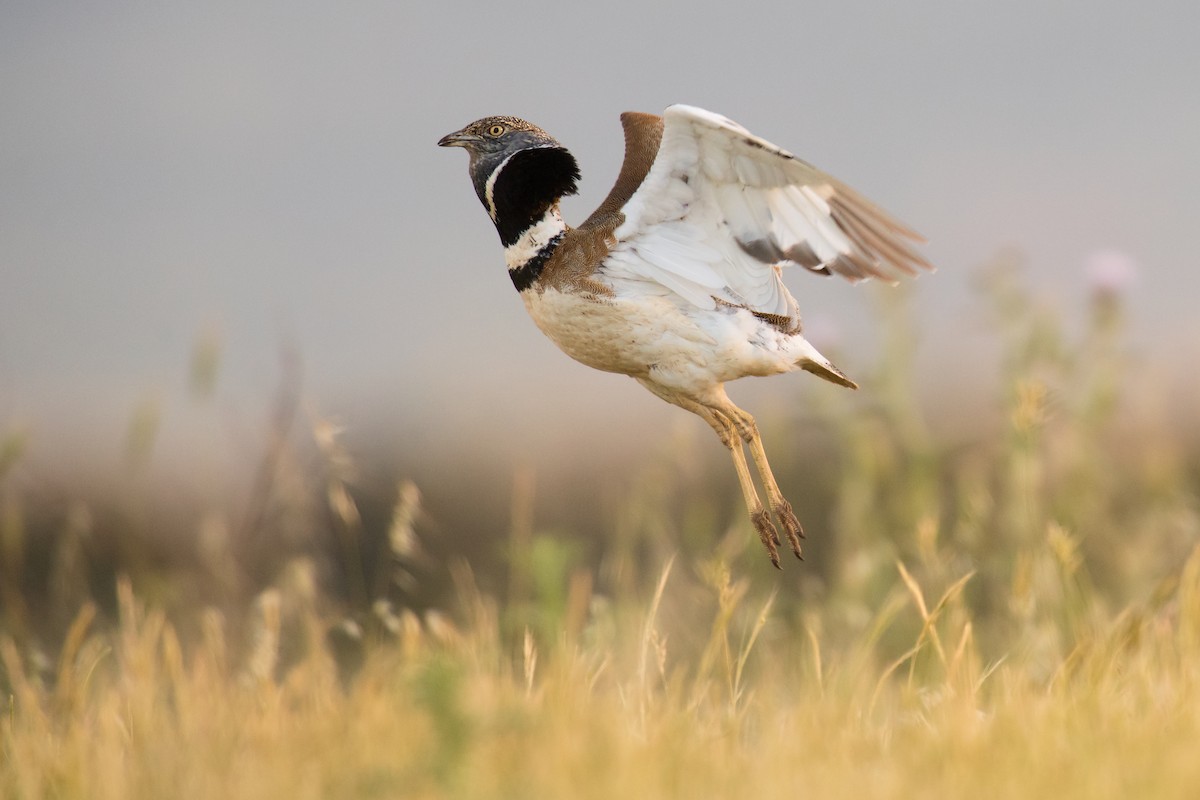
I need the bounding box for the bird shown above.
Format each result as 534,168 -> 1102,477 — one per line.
438,105 -> 932,568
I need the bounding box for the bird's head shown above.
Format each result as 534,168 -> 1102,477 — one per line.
439,116 -> 571,195
439,115 -> 580,236
438,115 -> 559,157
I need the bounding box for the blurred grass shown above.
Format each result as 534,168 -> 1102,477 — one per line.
2,256 -> 1200,798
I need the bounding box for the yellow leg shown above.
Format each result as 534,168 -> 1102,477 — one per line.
746,430 -> 804,560
726,433 -> 781,568
634,379 -> 793,568
715,394 -> 805,563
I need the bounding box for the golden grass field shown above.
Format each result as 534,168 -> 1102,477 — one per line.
3,262 -> 1200,798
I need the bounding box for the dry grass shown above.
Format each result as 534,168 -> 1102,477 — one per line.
3,258 -> 1199,798
3,554 -> 1200,799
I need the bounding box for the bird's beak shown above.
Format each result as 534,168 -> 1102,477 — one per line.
437,129 -> 481,148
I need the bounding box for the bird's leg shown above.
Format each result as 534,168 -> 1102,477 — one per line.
700,409 -> 781,569
633,379 -> 784,568
745,432 -> 804,561
722,404 -> 805,563
662,393 -> 782,566
715,419 -> 782,568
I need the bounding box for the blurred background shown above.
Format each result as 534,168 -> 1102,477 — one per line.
2,2 -> 1199,640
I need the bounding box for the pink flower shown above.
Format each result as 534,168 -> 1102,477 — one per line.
1084,249 -> 1138,296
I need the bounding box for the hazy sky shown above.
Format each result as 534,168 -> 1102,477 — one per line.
2,1 -> 1198,467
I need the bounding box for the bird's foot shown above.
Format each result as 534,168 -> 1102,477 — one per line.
750,508 -> 782,569
773,499 -> 805,561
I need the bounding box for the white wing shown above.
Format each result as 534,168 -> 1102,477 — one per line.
605,105 -> 932,319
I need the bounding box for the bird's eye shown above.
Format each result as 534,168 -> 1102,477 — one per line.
486,124 -> 506,137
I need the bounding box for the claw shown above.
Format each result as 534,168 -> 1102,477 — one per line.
750,508 -> 781,568
774,500 -> 805,561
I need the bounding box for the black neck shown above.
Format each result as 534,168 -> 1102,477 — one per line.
485,147 -> 579,247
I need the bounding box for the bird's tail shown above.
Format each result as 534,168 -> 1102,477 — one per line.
800,358 -> 858,389
793,338 -> 858,389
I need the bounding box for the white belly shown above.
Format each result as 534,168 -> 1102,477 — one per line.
520,288 -> 800,395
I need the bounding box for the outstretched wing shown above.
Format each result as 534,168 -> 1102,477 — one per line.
602,104 -> 932,319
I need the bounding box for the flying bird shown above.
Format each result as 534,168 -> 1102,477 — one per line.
438,105 -> 932,568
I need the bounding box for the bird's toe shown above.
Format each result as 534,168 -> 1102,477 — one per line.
750,508 -> 782,569
774,500 -> 805,560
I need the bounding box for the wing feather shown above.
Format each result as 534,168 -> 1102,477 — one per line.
606,104 -> 932,318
